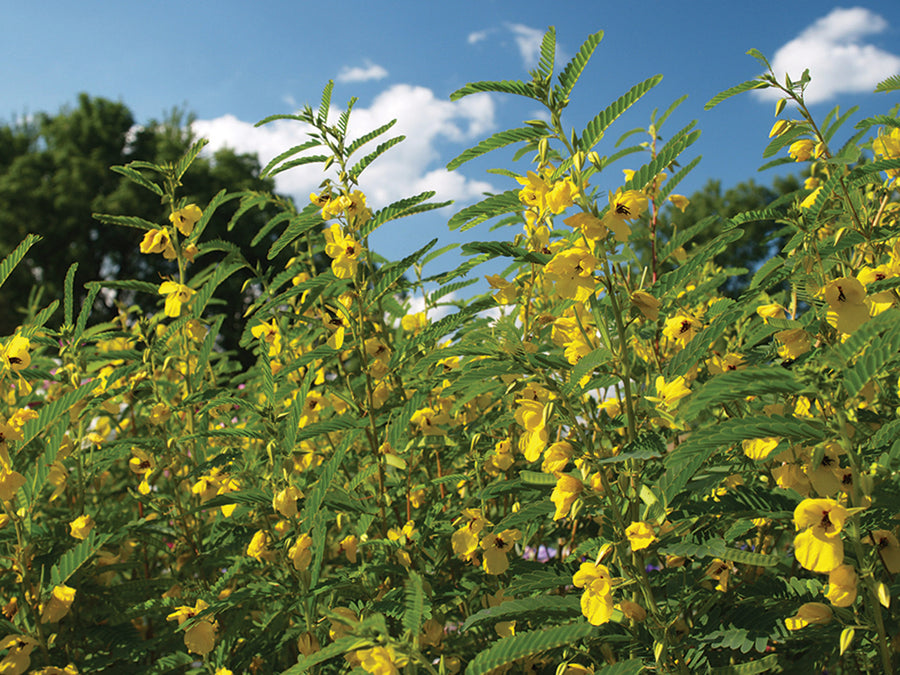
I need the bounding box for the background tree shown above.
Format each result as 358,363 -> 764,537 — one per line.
0,93 -> 290,360
644,175 -> 801,296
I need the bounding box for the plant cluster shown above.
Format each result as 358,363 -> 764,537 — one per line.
1,27 -> 900,675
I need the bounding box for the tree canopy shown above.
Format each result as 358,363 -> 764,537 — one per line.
0,93 -> 288,359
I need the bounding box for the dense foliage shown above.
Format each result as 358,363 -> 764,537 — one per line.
2,28 -> 900,675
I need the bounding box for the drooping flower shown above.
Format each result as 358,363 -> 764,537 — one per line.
793,498 -> 847,572
273,485 -> 302,518
872,126 -> 900,185
573,561 -> 614,625
356,645 -> 406,675
166,599 -> 217,655
785,602 -> 833,630
742,437 -> 780,460
647,375 -> 691,409
452,509 -> 489,561
40,585 -> 76,623
0,467 -> 25,501
69,514 -> 94,540
565,211 -> 607,240
542,441 -> 573,475
550,474 -> 583,521
625,521 -> 657,551
169,204 -> 202,237
288,533 -> 313,571
545,244 -> 599,303
867,529 -> 900,574
1,335 -> 31,377
480,528 -> 522,575
824,564 -> 858,608
630,290 -> 660,321
324,223 -> 361,279
140,228 -> 176,259
823,276 -> 869,334
514,398 -> 549,462
668,194 -> 690,212
246,530 -> 272,562
251,319 -> 282,356
789,139 -> 816,162
158,281 -> 195,318
0,635 -> 38,675
602,189 -> 648,242
775,328 -> 811,360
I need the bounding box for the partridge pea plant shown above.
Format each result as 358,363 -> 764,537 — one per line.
1,27 -> 900,675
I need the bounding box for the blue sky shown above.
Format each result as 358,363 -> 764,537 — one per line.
4,1 -> 900,280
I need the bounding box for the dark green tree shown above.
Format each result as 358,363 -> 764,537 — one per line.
0,94 -> 289,360
647,175 -> 801,296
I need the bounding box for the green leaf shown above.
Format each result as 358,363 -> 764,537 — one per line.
300,430 -> 362,526
537,27 -> 556,78
0,234 -> 40,292
110,164 -> 163,196
192,259 -> 247,318
402,571 -> 429,636
460,241 -> 550,265
681,367 -> 802,420
746,48 -> 772,71
367,238 -> 438,308
660,415 -> 826,504
622,125 -> 700,193
462,596 -> 581,630
363,191 -> 448,238
20,380 -> 100,450
174,138 -> 209,180
259,140 -> 322,178
318,80 -> 334,125
62,262 -> 77,327
557,31 -> 604,97
50,530 -> 112,586
465,623 -> 596,675
596,660 -> 646,674
875,74 -> 900,93
450,79 -> 536,102
266,154 -> 331,179
709,653 -> 781,674
447,127 -> 545,171
282,635 -> 369,674
90,213 -> 159,231
347,119 -> 398,159
448,191 -> 522,232
582,75 -> 663,151
348,136 -> 405,180
266,208 -> 322,260
704,79 -> 767,111
520,471 -> 557,486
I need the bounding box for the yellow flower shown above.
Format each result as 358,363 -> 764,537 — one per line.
139,228 -> 176,259
0,635 -> 38,675
289,533 -> 313,571
324,223 -> 361,279
550,474 -> 583,521
158,281 -> 195,318
480,528 -> 521,575
602,189 -> 648,242
340,534 -> 358,563
452,509 -> 488,561
756,303 -> 786,322
40,585 -> 76,623
867,530 -> 900,574
825,564 -> 857,608
785,602 -> 832,630
545,244 -> 599,303
572,562 -> 614,625
1,335 -> 31,376
872,127 -> 900,184
800,186 -> 823,210
630,290 -> 660,321
668,194 -> 690,212
401,312 -> 428,333
486,275 -> 517,305
69,514 -> 94,540
273,485 -> 302,518
542,441 -> 573,475
775,328 -> 810,360
169,204 -> 202,237
0,467 -> 25,501
166,599 -> 217,655
514,398 -> 549,462
648,375 -> 691,409
789,139 -> 816,162
251,319 -> 282,356
357,645 -> 406,675
564,211 -> 607,240
663,313 -> 702,346
625,521 -> 657,551
742,437 -> 779,460
823,276 -> 868,334
246,530 -> 273,562
793,498 -> 847,572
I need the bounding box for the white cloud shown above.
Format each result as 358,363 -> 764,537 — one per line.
506,23 -> 545,68
192,83 -> 497,209
337,60 -> 389,84
468,29 -> 491,45
755,7 -> 900,104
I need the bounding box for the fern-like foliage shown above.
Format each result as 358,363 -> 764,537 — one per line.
581,75 -> 663,151
557,31 -> 603,97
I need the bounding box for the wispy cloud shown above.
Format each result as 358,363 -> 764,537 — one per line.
755,7 -> 900,105
192,83 -> 497,209
506,23 -> 545,68
467,29 -> 492,45
337,60 -> 389,84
